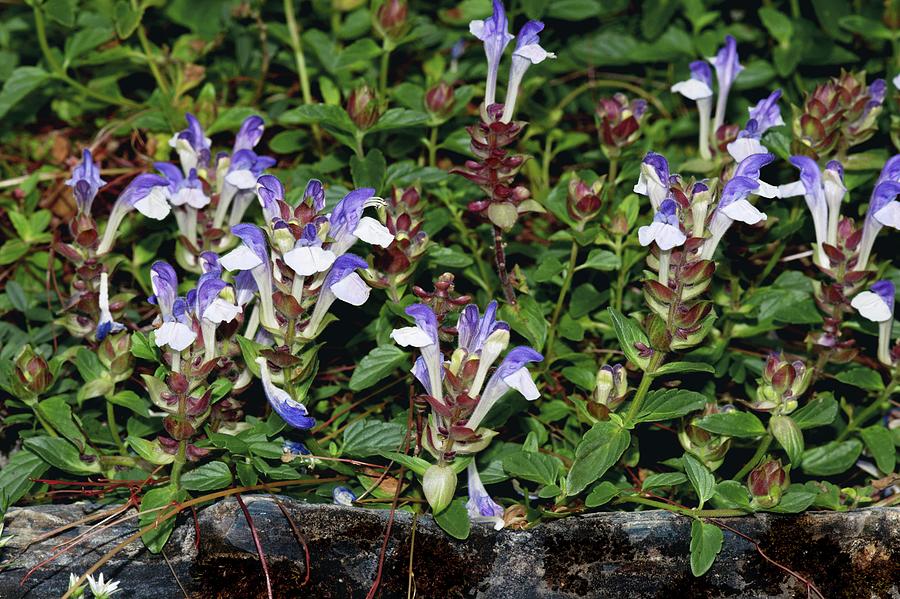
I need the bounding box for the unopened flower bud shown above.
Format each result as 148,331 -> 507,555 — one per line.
423,463 -> 457,514
679,405 -> 732,471
567,177 -> 603,224
98,332 -> 133,382
374,0 -> 408,41
596,94 -> 647,156
592,364 -> 627,411
747,458 -> 788,509
347,85 -> 382,130
425,82 -> 456,118
15,346 -> 53,396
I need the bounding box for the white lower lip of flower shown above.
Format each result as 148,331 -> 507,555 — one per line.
225,169 -> 258,190
221,245 -> 265,271
203,298 -> 241,323
353,216 -> 394,247
283,246 -> 337,276
721,199 -> 767,225
154,321 -> 196,351
172,187 -> 210,209
134,187 -> 172,220
726,137 -> 765,163
851,291 -> 892,322
330,272 -> 370,306
390,326 -> 433,348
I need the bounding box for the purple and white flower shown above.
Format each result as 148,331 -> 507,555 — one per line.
96,272 -> 125,341
709,35 -> 743,135
233,115 -> 265,153
638,199 -> 686,287
221,223 -> 278,330
851,280 -> 896,365
303,254 -> 371,337
97,173 -> 171,254
391,303 -> 444,398
701,156 -> 772,260
671,62 -> 714,160
154,297 -> 196,355
65,149 -> 106,215
500,20 -> 556,123
466,346 -> 543,430
727,90 -> 783,162
169,113 -> 211,176
779,158 -> 846,258
256,356 -> 316,429
466,462 -> 505,530
633,152 -> 671,211
856,156 -> 900,270
469,0 -> 514,107
328,188 -> 394,257
192,272 -> 241,361
332,486 -> 357,506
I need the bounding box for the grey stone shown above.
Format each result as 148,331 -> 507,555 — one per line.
1,499 -> 897,598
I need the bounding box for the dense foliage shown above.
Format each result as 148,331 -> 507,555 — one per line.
0,0 -> 898,591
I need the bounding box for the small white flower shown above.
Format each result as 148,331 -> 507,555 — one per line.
87,572 -> 121,599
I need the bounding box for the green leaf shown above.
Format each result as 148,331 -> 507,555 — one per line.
653,361 -> 715,376
860,425 -> 896,475
44,0 -> 77,26
280,104 -> 355,133
561,366 -> 595,391
566,421 -> 631,495
378,451 -> 430,476
434,498 -> 470,539
502,450 -> 562,486
632,389 -> 708,424
342,419 -> 406,457
23,437 -> 101,475
683,454 -> 715,509
713,480 -> 752,510
107,390 -> 150,418
348,345 -> 408,391
37,396 -> 85,450
206,107 -> 260,135
0,450 -> 49,505
758,7 -> 793,43
349,149 -> 386,193
769,491 -> 818,514
696,411 -> 766,438
501,295 -> 549,350
834,368 -> 884,391
770,415 -> 804,465
641,0 -> 679,39
577,249 -> 620,272
0,67 -> 49,120
608,308 -> 650,370
131,331 -> 159,362
127,437 -> 175,465
181,461 -> 233,491
690,520 -> 724,577
0,239 -> 30,265
641,472 -> 687,491
801,440 -> 862,476
6,281 -> 28,313
585,481 -> 621,507
113,0 -> 144,38
74,347 -> 105,382
369,108 -> 429,133
569,284 -> 603,319
139,485 -> 185,553
791,394 -> 838,429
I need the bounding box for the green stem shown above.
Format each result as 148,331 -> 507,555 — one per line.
33,404 -> 60,438
837,377 -> 897,442
34,7 -> 139,108
428,126 -> 438,167
607,157 -> 619,197
615,495 -> 747,518
170,441 -> 187,489
379,41 -> 393,96
623,351 -> 665,424
612,235 -> 626,311
136,24 -> 169,95
732,434 -> 772,481
545,240 -> 579,360
284,0 -> 322,151
106,400 -> 127,456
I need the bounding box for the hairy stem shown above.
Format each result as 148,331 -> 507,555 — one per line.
105,400 -> 128,456
283,0 -> 322,152
545,240 -> 579,360
623,350 -> 665,424
493,225 -> 516,305
732,434 -> 772,481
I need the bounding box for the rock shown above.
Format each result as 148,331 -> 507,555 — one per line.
1,499 -> 897,597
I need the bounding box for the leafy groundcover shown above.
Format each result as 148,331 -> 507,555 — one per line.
0,0 -> 898,596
